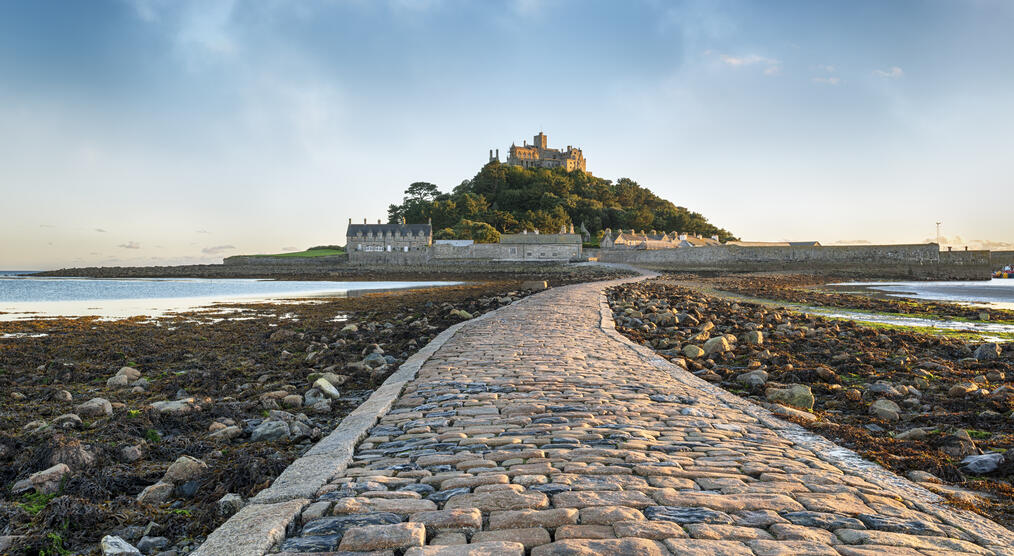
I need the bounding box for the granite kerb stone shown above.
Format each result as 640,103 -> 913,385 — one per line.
197,286 -> 555,555
595,284 -> 1014,548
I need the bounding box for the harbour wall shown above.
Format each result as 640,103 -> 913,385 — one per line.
595,243 -> 992,279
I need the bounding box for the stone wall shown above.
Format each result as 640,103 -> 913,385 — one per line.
597,243 -> 992,279
991,250 -> 1014,268
223,255 -> 348,266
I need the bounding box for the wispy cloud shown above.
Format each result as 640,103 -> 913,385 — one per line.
118,241 -> 142,249
815,64 -> 836,73
874,66 -> 904,78
717,53 -> 781,76
201,244 -> 236,255
94,228 -> 107,233
196,229 -> 211,234
812,76 -> 841,85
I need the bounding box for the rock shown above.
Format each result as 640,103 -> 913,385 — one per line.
304,388 -> 329,406
107,374 -> 131,388
313,378 -> 341,399
765,384 -> 814,411
208,425 -> 242,441
319,372 -> 349,386
76,397 -> 113,418
137,481 -> 174,505
137,536 -> 168,554
54,390 -> 73,402
736,370 -> 768,387
121,445 -> 144,462
895,427 -> 928,441
974,342 -> 1001,360
521,280 -> 549,290
162,456 -> 208,484
281,394 -> 303,408
30,463 -> 71,494
117,367 -> 142,381
961,453 -> 1004,474
866,382 -> 900,397
49,439 -> 95,468
702,336 -> 730,355
251,420 -> 290,442
149,399 -> 195,414
217,493 -> 245,517
869,399 -> 901,422
450,309 -> 473,320
101,535 -> 141,555
948,383 -> 979,398
269,329 -> 299,342
341,324 -> 358,333
940,431 -> 978,458
742,330 -> 763,345
682,345 -> 705,359
362,352 -> 388,368
52,413 -> 83,429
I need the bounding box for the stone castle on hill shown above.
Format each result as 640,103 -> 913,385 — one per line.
489,132 -> 587,173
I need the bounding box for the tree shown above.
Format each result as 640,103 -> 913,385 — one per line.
404,182 -> 440,203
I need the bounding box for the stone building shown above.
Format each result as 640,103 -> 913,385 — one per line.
498,231 -> 583,261
600,229 -> 723,249
346,218 -> 432,262
492,132 -> 587,173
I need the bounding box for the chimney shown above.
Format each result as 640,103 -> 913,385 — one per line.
378,219 -> 381,224
496,148 -> 499,159
363,218 -> 367,224
348,218 -> 352,225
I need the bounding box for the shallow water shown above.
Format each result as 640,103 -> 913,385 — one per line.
835,279 -> 1014,310
0,273 -> 460,320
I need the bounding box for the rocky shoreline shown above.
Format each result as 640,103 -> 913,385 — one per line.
0,275 -> 643,555
608,277 -> 1014,530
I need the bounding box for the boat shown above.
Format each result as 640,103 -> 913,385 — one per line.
995,265 -> 1014,279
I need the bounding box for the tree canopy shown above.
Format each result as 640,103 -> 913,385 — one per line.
387,162 -> 735,242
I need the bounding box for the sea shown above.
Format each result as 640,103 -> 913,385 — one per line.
0,271 -> 459,320
836,279 -> 1014,310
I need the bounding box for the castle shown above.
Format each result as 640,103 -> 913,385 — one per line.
490,132 -> 587,173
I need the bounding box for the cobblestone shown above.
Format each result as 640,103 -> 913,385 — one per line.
272,279 -> 1014,555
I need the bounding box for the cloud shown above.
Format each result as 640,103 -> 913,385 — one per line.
815,64 -> 836,73
94,228 -> 107,233
925,236 -> 1014,251
812,77 -> 841,85
201,244 -> 236,255
118,241 -> 142,249
874,66 -> 904,78
717,53 -> 781,76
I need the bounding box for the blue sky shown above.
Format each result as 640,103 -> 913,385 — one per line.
1,0 -> 1012,269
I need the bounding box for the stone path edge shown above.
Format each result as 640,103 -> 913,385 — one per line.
596,289 -> 1014,548
193,291 -> 540,556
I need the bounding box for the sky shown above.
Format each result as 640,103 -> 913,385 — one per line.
1,0 -> 1012,270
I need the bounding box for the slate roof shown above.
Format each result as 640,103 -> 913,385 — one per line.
346,223 -> 431,238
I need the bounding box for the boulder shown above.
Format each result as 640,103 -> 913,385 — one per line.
682,345 -> 705,359
217,493 -> 246,517
742,331 -> 763,345
251,420 -> 290,442
116,367 -> 141,381
736,370 -> 768,388
313,378 -> 341,399
450,309 -> 473,320
765,384 -> 814,411
948,383 -> 979,398
341,324 -> 358,333
207,425 -> 243,441
30,463 -> 71,494
162,455 -> 208,484
106,374 -> 131,388
76,397 -> 113,418
973,342 -> 1001,361
52,413 -> 83,430
149,399 -> 195,414
281,394 -> 303,408
702,336 -> 730,355
137,481 -> 174,505
961,453 -> 1004,475
869,399 -> 901,422
101,535 -> 141,556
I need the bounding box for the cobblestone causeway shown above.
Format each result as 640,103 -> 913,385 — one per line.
270,279 -> 1014,555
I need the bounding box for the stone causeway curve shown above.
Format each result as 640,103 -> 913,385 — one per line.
195,275 -> 1014,556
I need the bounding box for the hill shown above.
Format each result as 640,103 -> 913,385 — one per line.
387,161 -> 735,244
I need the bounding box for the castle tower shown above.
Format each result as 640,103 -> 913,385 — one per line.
534,132 -> 548,150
